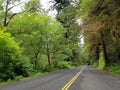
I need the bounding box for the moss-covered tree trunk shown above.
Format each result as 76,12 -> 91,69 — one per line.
101,33 -> 109,66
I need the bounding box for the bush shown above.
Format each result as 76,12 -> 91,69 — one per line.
14,76 -> 23,81
13,56 -> 33,77
92,62 -> 98,68
70,62 -> 79,66
0,30 -> 32,82
57,61 -> 72,69
43,65 -> 57,72
105,63 -> 120,75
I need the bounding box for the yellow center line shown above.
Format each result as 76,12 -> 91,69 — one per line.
61,68 -> 85,90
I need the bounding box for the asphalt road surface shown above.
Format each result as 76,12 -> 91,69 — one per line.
0,66 -> 120,90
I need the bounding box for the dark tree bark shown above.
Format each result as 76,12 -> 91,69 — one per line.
46,44 -> 51,66
101,33 -> 109,66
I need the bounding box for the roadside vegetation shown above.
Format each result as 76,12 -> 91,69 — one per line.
105,63 -> 120,76
0,0 -> 120,83
0,0 -> 80,83
79,0 -> 120,76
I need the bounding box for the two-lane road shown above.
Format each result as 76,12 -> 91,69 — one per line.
0,66 -> 120,90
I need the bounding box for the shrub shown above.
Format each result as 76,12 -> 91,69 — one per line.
93,62 -> 98,68
0,30 -> 32,82
105,63 -> 120,75
42,65 -> 58,72
57,61 -> 72,69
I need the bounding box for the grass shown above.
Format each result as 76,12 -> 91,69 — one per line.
105,63 -> 120,76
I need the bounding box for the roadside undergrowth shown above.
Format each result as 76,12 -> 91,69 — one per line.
105,63 -> 120,76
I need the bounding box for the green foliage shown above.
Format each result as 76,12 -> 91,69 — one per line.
0,0 -> 80,84
92,62 -> 98,68
42,65 -> 58,72
105,63 -> 120,76
0,30 -> 32,82
0,0 -> 3,10
80,0 -> 120,68
25,0 -> 41,13
14,76 -> 23,81
80,0 -> 97,19
42,60 -> 78,72
13,56 -> 32,77
98,52 -> 105,69
8,13 -> 50,69
8,12 -> 79,69
54,0 -> 82,64
2,0 -> 120,83
57,61 -> 73,69
79,45 -> 91,64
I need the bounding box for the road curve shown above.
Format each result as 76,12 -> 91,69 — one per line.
0,66 -> 120,90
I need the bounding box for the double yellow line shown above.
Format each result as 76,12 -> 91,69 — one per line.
61,68 -> 85,90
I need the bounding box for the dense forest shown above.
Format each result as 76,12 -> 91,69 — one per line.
0,0 -> 120,83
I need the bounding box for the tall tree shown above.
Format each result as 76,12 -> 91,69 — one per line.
0,0 -> 42,27
79,0 -> 120,67
8,13 -> 66,68
53,0 -> 81,62
0,0 -> 23,26
25,0 -> 42,13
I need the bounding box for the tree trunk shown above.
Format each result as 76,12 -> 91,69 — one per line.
34,52 -> 39,69
101,33 -> 109,66
47,44 -> 51,66
4,0 -> 8,26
